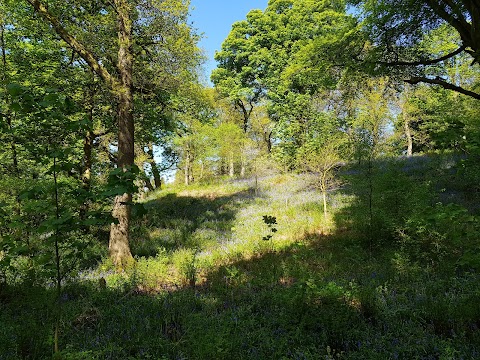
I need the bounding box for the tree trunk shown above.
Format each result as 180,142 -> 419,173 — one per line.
109,0 -> 134,268
322,189 -> 328,222
24,0 -> 135,268
321,175 -> 328,223
146,144 -> 161,189
1,23 -> 19,175
80,128 -> 93,222
367,157 -> 374,230
82,107 -> 94,192
240,148 -> 247,178
109,192 -> 133,267
229,152 -> 234,178
144,177 -> 154,191
264,130 -> 272,153
199,160 -> 204,180
5,114 -> 18,175
235,99 -> 252,133
401,87 -> 413,157
220,159 -> 226,175
2,21 -> 21,220
185,145 -> 190,186
404,112 -> 413,157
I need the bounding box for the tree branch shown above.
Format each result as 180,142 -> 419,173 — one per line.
427,0 -> 473,49
378,45 -> 466,66
405,76 -> 480,99
25,0 -> 121,91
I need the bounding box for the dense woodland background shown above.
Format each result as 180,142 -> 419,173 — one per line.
1,0 -> 480,359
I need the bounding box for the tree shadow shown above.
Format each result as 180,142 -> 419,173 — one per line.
331,154 -> 480,275
130,188 -> 258,257
3,226 -> 480,359
0,232 -> 382,359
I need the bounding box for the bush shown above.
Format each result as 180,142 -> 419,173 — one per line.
398,203 -> 480,270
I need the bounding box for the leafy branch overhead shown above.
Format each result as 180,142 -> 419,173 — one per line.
351,0 -> 480,99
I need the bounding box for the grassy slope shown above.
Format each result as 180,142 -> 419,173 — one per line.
1,159 -> 480,359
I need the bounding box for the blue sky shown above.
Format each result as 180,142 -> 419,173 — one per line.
189,0 -> 269,84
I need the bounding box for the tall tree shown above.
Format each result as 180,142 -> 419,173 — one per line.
23,0 -> 199,268
212,0 -> 359,171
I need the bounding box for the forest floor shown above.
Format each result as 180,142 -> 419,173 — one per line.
1,156 -> 480,359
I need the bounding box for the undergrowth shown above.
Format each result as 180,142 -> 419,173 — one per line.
1,156 -> 480,359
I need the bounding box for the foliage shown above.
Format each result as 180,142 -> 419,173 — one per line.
2,169 -> 480,358
2,0 -> 480,358
262,215 -> 278,242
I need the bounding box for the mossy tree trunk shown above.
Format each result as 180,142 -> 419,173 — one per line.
109,0 -> 134,268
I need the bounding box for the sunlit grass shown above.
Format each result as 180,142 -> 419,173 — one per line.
114,173 -> 348,291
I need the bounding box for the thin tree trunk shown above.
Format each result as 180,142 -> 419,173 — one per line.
401,87 -> 413,157
52,155 -> 62,355
2,21 -> 20,221
109,0 -> 134,268
80,78 -> 95,223
80,128 -> 93,222
147,144 -> 161,189
264,130 -> 272,153
1,23 -> 19,175
404,112 -> 413,157
229,152 -> 234,178
185,145 -> 190,186
82,143 -> 93,189
240,155 -> 246,177
321,176 -> 328,223
5,114 -> 19,175
367,156 -> 374,229
188,163 -> 194,184
199,160 -> 204,180
322,189 -> 327,217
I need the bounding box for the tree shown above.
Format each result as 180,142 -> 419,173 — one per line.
299,138 -> 344,225
214,121 -> 246,178
351,0 -> 480,100
395,84 -> 476,153
212,0 -> 359,172
172,83 -> 216,185
22,0 -> 199,268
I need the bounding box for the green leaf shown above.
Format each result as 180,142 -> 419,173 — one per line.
132,203 -> 148,217
16,245 -> 31,256
10,102 -> 22,112
6,83 -> 25,96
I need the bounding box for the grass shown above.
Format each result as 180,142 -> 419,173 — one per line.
1,156 -> 480,359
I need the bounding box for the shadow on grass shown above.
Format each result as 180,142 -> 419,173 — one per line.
0,233 -> 370,360
131,188 -> 258,257
3,229 -> 480,359
3,157 -> 480,359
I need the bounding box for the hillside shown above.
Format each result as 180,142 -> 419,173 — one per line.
2,157 -> 480,359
